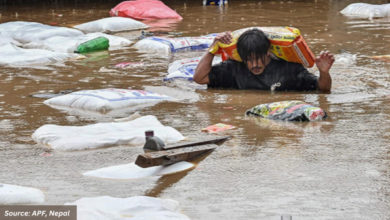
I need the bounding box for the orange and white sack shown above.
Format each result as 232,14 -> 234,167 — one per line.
209,27 -> 315,68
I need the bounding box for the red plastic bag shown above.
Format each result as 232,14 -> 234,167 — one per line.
201,123 -> 236,133
110,0 -> 183,20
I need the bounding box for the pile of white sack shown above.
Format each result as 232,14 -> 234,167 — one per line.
0,17 -> 147,67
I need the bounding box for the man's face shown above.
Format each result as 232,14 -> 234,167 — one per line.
246,56 -> 267,75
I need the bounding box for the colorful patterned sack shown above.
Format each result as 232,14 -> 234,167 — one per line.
246,101 -> 327,121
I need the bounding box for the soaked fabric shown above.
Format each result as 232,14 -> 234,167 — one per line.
208,58 -> 318,91
246,100 -> 327,121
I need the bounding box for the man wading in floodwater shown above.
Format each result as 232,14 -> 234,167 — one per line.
194,29 -> 335,92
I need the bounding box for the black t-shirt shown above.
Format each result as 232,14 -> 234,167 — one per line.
208,59 -> 318,91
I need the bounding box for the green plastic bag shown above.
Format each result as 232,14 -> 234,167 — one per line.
75,37 -> 109,53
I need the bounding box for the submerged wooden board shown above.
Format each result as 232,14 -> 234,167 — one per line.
162,136 -> 230,150
135,144 -> 217,168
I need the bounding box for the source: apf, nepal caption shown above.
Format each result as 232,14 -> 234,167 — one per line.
3,210 -> 70,218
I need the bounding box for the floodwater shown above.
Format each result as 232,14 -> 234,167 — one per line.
1,0 -> 390,219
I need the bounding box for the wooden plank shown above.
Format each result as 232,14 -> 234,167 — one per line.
135,144 -> 217,168
162,136 -> 230,150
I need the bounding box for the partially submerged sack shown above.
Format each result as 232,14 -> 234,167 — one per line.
110,0 -> 183,20
44,88 -> 173,114
133,34 -> 216,55
340,3 -> 390,19
74,17 -> 148,33
83,161 -> 194,179
246,101 -> 327,121
0,33 -> 22,47
0,183 -> 45,204
24,33 -> 132,53
0,21 -> 83,44
32,115 -> 184,151
164,56 -> 222,81
65,196 -> 190,220
0,43 -> 82,67
210,27 -> 315,67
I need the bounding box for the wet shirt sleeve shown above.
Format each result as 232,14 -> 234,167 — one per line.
207,60 -> 238,89
293,64 -> 318,91
274,61 -> 318,91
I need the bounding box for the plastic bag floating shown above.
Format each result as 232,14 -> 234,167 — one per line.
246,100 -> 327,122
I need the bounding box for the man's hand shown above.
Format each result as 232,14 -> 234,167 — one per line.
214,31 -> 233,45
315,51 -> 335,74
315,51 -> 334,92
195,32 -> 232,85
209,31 -> 233,54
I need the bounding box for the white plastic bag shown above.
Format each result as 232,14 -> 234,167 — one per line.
65,196 -> 190,220
133,34 -> 216,55
24,33 -> 132,53
32,115 -> 185,151
83,161 -> 194,179
74,17 -> 148,33
340,3 -> 390,19
0,43 -> 82,67
0,33 -> 21,47
0,183 -> 45,204
0,21 -> 83,44
44,88 -> 172,114
164,56 -> 222,81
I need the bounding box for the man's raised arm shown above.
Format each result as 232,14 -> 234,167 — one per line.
194,31 -> 232,85
315,51 -> 335,92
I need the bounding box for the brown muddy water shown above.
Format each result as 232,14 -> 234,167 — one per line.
1,0 -> 390,219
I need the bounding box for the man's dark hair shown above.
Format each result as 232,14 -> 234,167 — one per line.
237,29 -> 270,64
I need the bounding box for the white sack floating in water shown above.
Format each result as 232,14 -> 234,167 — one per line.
74,17 -> 148,33
65,196 -> 190,220
0,43 -> 83,67
340,3 -> 390,19
0,183 -> 45,204
32,115 -> 185,151
24,32 -> 132,53
0,21 -> 84,44
0,33 -> 22,47
133,34 -> 216,55
83,161 -> 194,179
44,88 -> 173,114
164,56 -> 222,81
